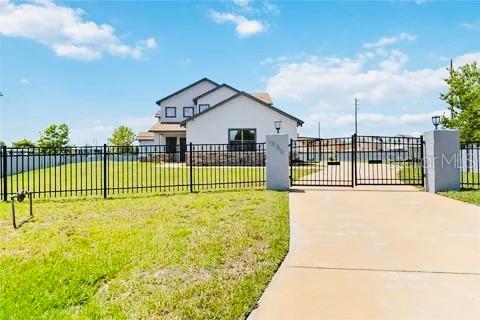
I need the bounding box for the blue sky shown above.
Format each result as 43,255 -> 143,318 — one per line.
1,0 -> 480,144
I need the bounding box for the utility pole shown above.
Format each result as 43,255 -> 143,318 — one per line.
449,59 -> 454,119
354,97 -> 359,135
318,121 -> 321,139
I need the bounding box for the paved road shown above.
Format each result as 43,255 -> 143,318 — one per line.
249,186 -> 480,320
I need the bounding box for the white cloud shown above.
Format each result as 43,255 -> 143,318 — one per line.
262,38 -> 467,136
0,0 -> 156,61
52,43 -> 101,61
144,37 -> 157,49
363,32 -> 416,49
178,58 -> 192,66
460,20 -> 480,30
303,110 -> 445,128
232,0 -> 251,8
263,2 -> 279,14
265,50 -> 444,107
453,52 -> 480,66
209,10 -> 267,38
20,78 -> 30,85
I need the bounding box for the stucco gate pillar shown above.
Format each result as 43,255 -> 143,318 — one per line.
266,134 -> 290,191
423,130 -> 461,193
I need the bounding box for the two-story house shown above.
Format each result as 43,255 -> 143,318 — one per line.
137,78 -> 303,160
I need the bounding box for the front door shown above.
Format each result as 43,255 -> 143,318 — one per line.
166,137 -> 177,154
179,138 -> 187,162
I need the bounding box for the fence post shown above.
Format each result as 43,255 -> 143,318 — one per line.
423,130 -> 460,192
2,146 -> 7,202
266,134 -> 289,191
189,142 -> 193,192
420,135 -> 426,187
352,134 -> 356,187
289,139 -> 293,186
103,144 -> 107,199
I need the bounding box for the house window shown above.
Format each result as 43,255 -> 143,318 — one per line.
198,104 -> 210,113
228,129 -> 256,151
183,106 -> 194,118
165,107 -> 176,118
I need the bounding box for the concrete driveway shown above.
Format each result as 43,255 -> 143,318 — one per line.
250,186 -> 480,320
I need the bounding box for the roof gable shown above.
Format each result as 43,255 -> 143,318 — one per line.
181,91 -> 304,126
155,78 -> 219,106
192,83 -> 240,104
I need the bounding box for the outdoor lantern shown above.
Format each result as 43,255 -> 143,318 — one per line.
432,115 -> 441,130
274,120 -> 282,134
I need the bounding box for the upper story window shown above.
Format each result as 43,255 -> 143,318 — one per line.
165,107 -> 176,118
198,104 -> 210,113
183,106 -> 194,118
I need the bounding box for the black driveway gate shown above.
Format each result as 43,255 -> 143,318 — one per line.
290,137 -> 354,187
290,135 -> 424,187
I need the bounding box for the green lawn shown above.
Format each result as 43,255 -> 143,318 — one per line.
0,190 -> 289,319
440,190 -> 480,206
461,170 -> 480,189
4,161 -> 319,198
4,161 -> 265,197
398,164 -> 480,189
398,163 -> 423,184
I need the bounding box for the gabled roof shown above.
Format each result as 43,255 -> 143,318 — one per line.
192,83 -> 240,104
155,77 -> 219,106
136,131 -> 155,141
180,91 -> 304,127
149,122 -> 186,132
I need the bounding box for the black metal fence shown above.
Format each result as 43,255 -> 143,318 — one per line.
460,142 -> 480,189
0,143 -> 266,200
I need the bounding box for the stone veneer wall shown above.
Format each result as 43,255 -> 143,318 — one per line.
150,153 -> 176,163
186,151 -> 265,166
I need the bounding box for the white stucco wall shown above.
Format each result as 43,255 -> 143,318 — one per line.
158,80 -> 217,122
138,132 -> 161,146
186,94 -> 299,144
196,86 -> 237,109
156,133 -> 186,145
138,140 -> 156,146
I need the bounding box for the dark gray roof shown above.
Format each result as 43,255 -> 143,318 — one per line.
155,78 -> 219,106
181,91 -> 304,127
192,83 -> 240,104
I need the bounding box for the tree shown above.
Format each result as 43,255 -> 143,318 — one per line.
37,123 -> 70,150
108,126 -> 136,146
12,139 -> 36,148
440,62 -> 480,141
0,141 -> 5,147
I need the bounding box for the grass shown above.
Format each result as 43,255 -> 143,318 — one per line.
5,161 -> 264,196
440,190 -> 480,206
397,163 -> 423,184
0,190 -> 289,319
4,161 -> 319,198
398,164 -> 480,189
461,170 -> 480,188
399,164 -> 480,206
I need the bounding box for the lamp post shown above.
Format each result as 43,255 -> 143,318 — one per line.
431,115 -> 441,130
274,120 -> 282,134
354,97 -> 359,135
